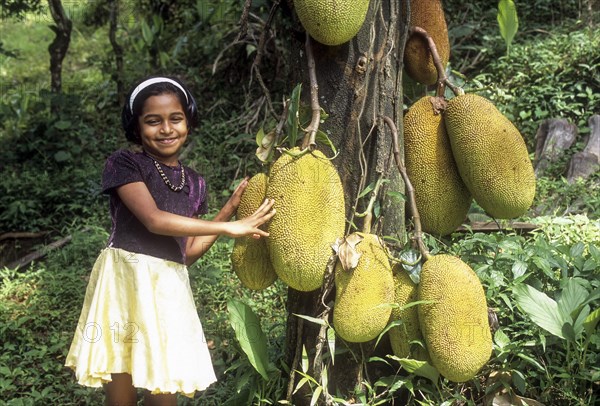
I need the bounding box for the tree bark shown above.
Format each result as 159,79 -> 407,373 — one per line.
48,0 -> 72,96
109,0 -> 125,106
283,1 -> 407,403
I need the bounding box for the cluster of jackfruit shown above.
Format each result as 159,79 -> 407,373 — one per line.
231,148 -> 345,292
294,0 -> 370,46
404,93 -> 536,235
388,255 -> 492,383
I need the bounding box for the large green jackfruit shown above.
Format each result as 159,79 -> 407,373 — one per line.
404,0 -> 450,85
444,94 -> 536,219
266,148 -> 345,291
388,265 -> 424,359
404,96 -> 471,235
333,233 -> 394,343
418,254 -> 492,382
294,0 -> 370,46
231,173 -> 277,290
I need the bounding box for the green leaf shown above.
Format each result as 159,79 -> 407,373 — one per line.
294,313 -> 328,326
227,300 -> 270,380
358,181 -> 376,199
53,120 -> 71,130
53,151 -> 71,162
396,358 -> 439,382
255,127 -> 265,146
512,260 -> 527,279
569,241 -> 585,258
497,0 -> 519,55
301,345 -> 309,373
557,278 -> 588,320
583,308 -> 600,337
310,385 -> 322,406
494,329 -> 510,350
286,84 -> 302,147
141,20 -> 154,45
315,130 -> 337,156
512,369 -> 526,394
327,327 -> 336,365
513,284 -> 569,339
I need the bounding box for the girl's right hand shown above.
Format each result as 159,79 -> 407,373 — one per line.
227,198 -> 276,238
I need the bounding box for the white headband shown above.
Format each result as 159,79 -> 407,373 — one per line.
129,77 -> 188,111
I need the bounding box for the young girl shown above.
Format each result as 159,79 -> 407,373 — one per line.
65,76 -> 275,405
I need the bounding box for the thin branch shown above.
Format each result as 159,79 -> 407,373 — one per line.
301,33 -> 320,151
312,252 -> 338,382
409,26 -> 463,97
286,317 -> 304,402
236,0 -> 253,41
381,115 -> 431,260
250,0 -> 281,120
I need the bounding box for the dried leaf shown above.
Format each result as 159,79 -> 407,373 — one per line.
337,233 -> 364,272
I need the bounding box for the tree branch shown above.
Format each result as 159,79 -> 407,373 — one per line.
409,26 -> 463,98
381,115 -> 431,260
301,33 -> 320,151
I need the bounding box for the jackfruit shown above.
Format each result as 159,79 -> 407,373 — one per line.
266,148 -> 345,291
231,173 -> 277,290
444,94 -> 536,219
388,265 -> 423,358
404,0 -> 450,85
418,254 -> 492,382
404,96 -> 471,235
294,0 -> 370,46
333,233 -> 394,343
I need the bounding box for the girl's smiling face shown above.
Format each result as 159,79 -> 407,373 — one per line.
138,93 -> 188,166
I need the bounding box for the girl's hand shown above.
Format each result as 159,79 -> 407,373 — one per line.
227,198 -> 276,238
221,177 -> 249,219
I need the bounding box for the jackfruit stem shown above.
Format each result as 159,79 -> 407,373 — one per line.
302,33 -> 320,151
409,26 -> 462,98
381,115 -> 432,261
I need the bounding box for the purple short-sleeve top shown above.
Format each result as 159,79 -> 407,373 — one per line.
102,149 -> 208,264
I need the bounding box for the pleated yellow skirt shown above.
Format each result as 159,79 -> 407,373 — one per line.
65,247 -> 217,398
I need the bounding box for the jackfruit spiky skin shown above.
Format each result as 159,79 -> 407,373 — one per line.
266,148 -> 345,291
444,94 -> 536,219
404,96 -> 472,236
333,233 -> 394,343
231,173 -> 277,290
418,254 -> 492,382
294,0 -> 370,46
404,0 -> 450,85
388,265 -> 423,358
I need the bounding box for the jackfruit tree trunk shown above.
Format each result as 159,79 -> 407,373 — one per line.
284,1 -> 407,403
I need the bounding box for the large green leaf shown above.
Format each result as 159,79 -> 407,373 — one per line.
557,278 -> 589,337
513,284 -> 570,339
395,358 -> 439,382
497,0 -> 519,55
227,300 -> 270,380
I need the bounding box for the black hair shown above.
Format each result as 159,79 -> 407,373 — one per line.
121,76 -> 198,144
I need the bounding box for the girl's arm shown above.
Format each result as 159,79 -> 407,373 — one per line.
115,180 -> 275,239
185,179 -> 250,265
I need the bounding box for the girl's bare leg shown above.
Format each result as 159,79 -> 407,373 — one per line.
104,373 -> 137,406
144,391 -> 177,406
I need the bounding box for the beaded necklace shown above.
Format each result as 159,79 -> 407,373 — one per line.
144,151 -> 186,192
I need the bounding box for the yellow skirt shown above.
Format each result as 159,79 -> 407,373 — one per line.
65,247 -> 217,398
